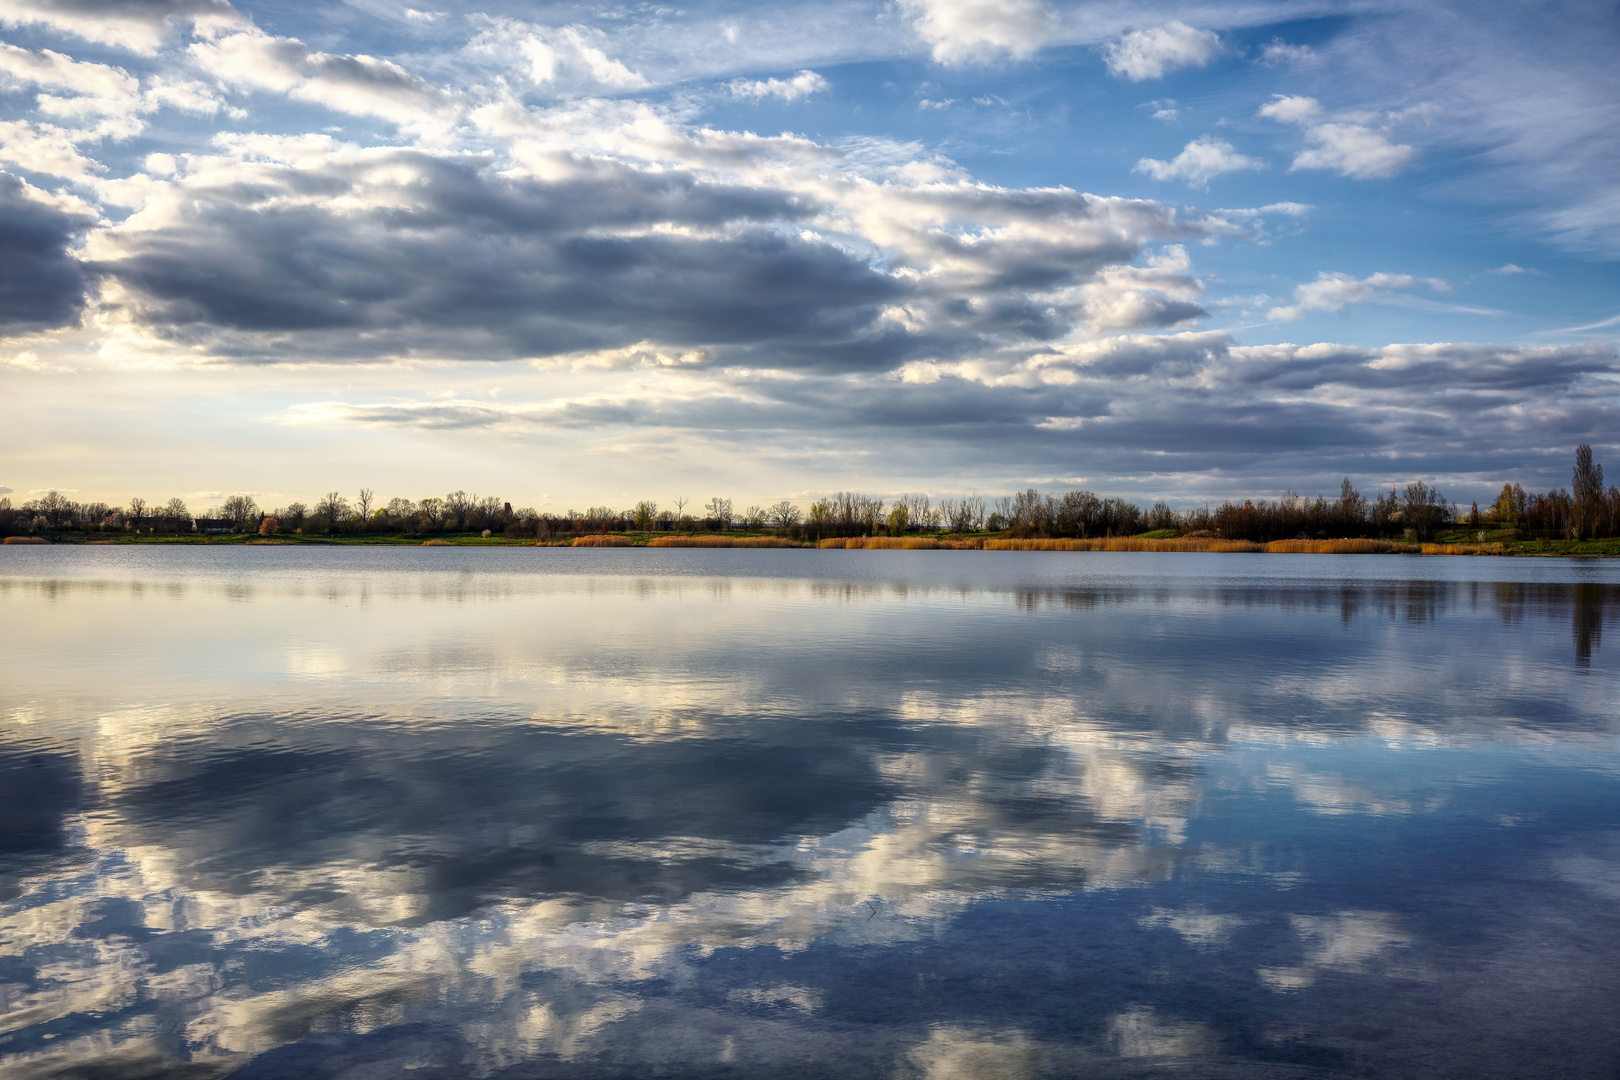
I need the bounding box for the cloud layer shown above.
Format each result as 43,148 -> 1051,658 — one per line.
0,0 -> 1614,503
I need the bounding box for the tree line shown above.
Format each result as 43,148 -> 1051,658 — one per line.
4,446 -> 1617,544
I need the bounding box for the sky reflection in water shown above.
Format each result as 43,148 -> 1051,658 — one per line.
2,548 -> 1619,1079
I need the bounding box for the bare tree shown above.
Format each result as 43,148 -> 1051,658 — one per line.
314,491 -> 349,533
1401,481 -> 1449,542
706,496 -> 733,530
356,488 -> 374,521
220,494 -> 260,532
768,501 -> 801,529
741,505 -> 766,529
127,496 -> 147,526
445,491 -> 474,529
1573,444 -> 1604,540
34,491 -> 72,529
163,497 -> 191,533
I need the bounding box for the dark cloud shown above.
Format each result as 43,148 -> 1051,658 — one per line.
89,148 -> 1209,372
360,333 -> 1618,497
289,328 -> 1620,496
93,150 -> 918,369
0,173 -> 90,330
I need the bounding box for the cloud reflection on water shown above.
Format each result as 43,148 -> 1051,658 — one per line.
1,553 -> 1619,1078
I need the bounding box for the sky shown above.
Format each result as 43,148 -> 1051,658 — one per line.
0,0 -> 1616,513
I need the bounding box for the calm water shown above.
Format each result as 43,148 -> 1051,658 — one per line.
3,548 -> 1619,1079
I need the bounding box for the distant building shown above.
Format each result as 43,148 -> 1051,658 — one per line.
193,518 -> 233,533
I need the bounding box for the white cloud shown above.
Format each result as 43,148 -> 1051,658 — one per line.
898,0 -> 1057,66
1104,21 -> 1221,81
1216,202 -> 1312,218
0,42 -> 138,109
0,118 -> 104,178
1488,263 -> 1539,275
1268,271 -> 1448,321
1257,94 -> 1323,125
462,19 -> 648,94
1258,96 -> 1418,179
190,29 -> 462,131
728,70 -> 828,103
1078,245 -> 1207,330
517,26 -> 646,91
1135,135 -> 1265,187
1293,122 -> 1417,179
1259,40 -> 1316,66
0,0 -> 244,55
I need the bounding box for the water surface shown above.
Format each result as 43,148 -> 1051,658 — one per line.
3,548 -> 1619,1078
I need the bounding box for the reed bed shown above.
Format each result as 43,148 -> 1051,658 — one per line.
3,536 -> 48,544
984,537 -> 1264,553
572,535 -> 636,547
649,535 -> 802,548
1265,539 -> 1420,554
1421,542 -> 1512,556
420,538 -> 453,546
818,536 -> 982,549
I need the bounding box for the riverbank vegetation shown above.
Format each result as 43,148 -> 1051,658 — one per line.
5,447 -> 1618,556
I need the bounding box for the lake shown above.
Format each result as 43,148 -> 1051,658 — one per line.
2,547 -> 1618,1079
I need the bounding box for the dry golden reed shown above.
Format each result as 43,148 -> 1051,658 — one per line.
984,537 -> 1264,553
572,535 -> 636,547
818,536 -> 982,549
3,536 -> 48,544
1265,539 -> 1420,554
421,538 -> 453,546
648,535 -> 802,547
1421,542 -> 1512,555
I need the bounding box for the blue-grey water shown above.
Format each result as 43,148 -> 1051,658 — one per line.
2,547 -> 1619,1079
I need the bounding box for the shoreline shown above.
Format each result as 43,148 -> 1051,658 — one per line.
6,534 -> 1619,556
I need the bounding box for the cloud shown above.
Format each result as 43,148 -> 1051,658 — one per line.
285,400 -> 511,430
1293,123 -> 1417,179
1268,272 -> 1449,321
1104,22 -> 1221,81
0,486 -> 12,494
1135,136 -> 1265,187
0,41 -> 141,128
0,0 -> 244,55
0,170 -> 93,329
898,0 -> 1057,65
0,119 -> 104,178
285,337 -> 1620,499
466,18 -> 647,94
1258,96 -> 1418,179
1214,202 -> 1312,218
190,28 -> 463,131
1077,245 -> 1207,330
1488,263 -> 1540,275
1259,40 -> 1316,66
82,143 -> 890,368
72,118 -> 1212,371
728,70 -> 829,103
1257,94 -> 1322,125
